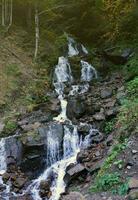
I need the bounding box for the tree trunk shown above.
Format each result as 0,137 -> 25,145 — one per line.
34,6 -> 39,60
7,0 -> 13,32
2,0 -> 5,26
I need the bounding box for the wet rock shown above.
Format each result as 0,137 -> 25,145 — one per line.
64,164 -> 88,184
92,132 -> 104,144
128,189 -> 138,200
0,184 -> 6,192
20,128 -> 46,147
5,137 -> 23,166
21,122 -> 41,132
13,177 -> 27,189
9,194 -> 33,200
101,88 -> 113,99
93,113 -> 105,121
20,127 -> 46,175
21,122 -> 64,176
2,172 -> 10,182
67,97 -> 86,120
129,177 -> 138,189
77,150 -> 89,163
106,134 -> 114,146
0,122 -> 4,134
61,192 -> 86,200
77,124 -> 91,136
49,98 -> 60,114
18,110 -> 52,125
100,50 -> 130,65
87,159 -> 105,174
39,180 -> 52,199
103,99 -> 116,108
105,108 -> 117,118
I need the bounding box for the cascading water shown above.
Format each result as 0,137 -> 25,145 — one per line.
0,139 -> 7,175
67,36 -> 89,57
47,126 -> 61,166
81,60 -> 98,82
53,56 -> 73,122
29,37 -> 98,200
0,36 -> 99,200
68,37 -> 79,57
0,138 -> 10,200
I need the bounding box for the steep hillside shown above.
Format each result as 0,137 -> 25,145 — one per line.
0,32 -> 50,118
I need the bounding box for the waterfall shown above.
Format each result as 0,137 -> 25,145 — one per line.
30,125 -> 80,200
0,138 -> 7,175
68,37 -> 79,57
53,56 -> 73,122
0,138 -> 10,200
0,36 -> 98,200
47,126 -> 61,166
53,56 -> 73,97
81,60 -> 98,82
67,36 -> 88,57
29,37 -> 98,200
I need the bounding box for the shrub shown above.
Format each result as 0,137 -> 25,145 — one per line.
104,119 -> 116,134
91,173 -> 128,195
2,120 -> 17,136
116,98 -> 138,133
127,76 -> 138,98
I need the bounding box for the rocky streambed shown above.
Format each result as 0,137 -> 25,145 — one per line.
0,37 -> 137,200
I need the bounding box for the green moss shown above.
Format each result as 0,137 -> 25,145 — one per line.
2,120 -> 17,136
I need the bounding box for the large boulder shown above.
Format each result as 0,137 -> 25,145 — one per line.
5,136 -> 23,166
61,192 -> 86,200
20,122 -> 64,175
49,98 -> 61,115
0,122 -> 4,134
67,97 -> 86,120
39,180 -> 52,199
64,163 -> 88,185
18,110 -> 52,126
100,88 -> 113,99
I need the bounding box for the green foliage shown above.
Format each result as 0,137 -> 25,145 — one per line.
3,120 -> 17,135
116,98 -> 138,133
4,64 -> 21,77
127,77 -> 138,98
91,173 -> 128,195
123,55 -> 138,80
117,183 -> 129,196
98,141 -> 127,176
91,173 -> 121,192
91,140 -> 128,195
104,119 -> 116,134
114,160 -> 124,169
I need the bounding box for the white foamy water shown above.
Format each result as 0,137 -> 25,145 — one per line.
0,139 -> 7,174
68,37 -> 79,57
69,84 -> 89,96
30,125 -> 80,200
81,60 -> 97,82
53,56 -> 73,122
0,138 -> 10,200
